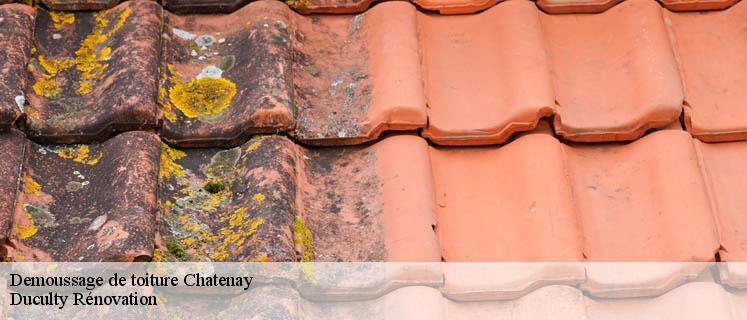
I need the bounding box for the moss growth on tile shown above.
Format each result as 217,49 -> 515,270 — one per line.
203,180 -> 225,194
169,77 -> 237,118
293,215 -> 314,262
286,0 -> 312,10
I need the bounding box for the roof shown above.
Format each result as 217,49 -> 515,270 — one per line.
0,0 -> 747,265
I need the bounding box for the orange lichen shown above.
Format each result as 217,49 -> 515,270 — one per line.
251,193 -> 266,204
16,209 -> 38,240
32,78 -> 61,98
211,208 -> 264,261
169,77 -> 237,118
56,145 -> 103,165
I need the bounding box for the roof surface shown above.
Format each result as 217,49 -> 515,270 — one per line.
0,0 -> 746,265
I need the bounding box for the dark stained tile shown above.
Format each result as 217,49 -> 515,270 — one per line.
7,131 -> 161,261
162,0 -> 253,13
159,1 -> 294,147
286,0 -> 374,13
157,134 -> 439,262
0,4 -> 35,131
24,0 -> 161,143
0,130 -> 26,246
40,0 -> 124,10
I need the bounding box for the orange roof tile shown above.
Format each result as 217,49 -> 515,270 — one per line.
660,0 -> 739,11
536,0 -> 623,13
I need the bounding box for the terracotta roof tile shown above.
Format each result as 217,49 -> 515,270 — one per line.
0,130 -> 25,245
433,129 -> 720,262
0,4 -> 35,131
420,0 -> 554,145
162,0 -> 252,13
25,0 -> 161,143
536,0 -> 623,13
285,0 -> 374,14
412,0 -> 502,13
542,0 -> 683,142
158,134 -> 439,261
666,2 -> 747,142
694,140 -> 747,261
8,131 -> 161,261
660,0 -> 739,11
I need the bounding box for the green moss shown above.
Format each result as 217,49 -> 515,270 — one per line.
166,240 -> 186,259
203,180 -> 225,194
293,215 -> 314,262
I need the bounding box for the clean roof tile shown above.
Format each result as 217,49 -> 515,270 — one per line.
542,0 -> 683,142
412,0 -> 501,13
660,0 -> 739,11
25,0 -> 160,143
420,0 -> 554,145
158,134 -> 439,261
0,4 -> 34,131
666,2 -> 747,142
8,131 -> 161,261
536,0 -> 623,13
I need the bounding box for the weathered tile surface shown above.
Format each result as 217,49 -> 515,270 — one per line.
666,2 -> 747,142
25,0 -> 160,143
40,0 -> 124,10
160,1 -> 294,147
162,0 -> 251,13
157,135 -> 439,262
0,4 -> 35,131
8,131 -> 161,261
0,130 -> 26,244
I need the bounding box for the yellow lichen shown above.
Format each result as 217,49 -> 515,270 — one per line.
294,215 -> 314,262
244,139 -> 263,153
160,143 -> 186,179
210,208 -> 264,261
16,208 -> 38,240
32,78 -> 61,98
200,188 -> 230,212
56,145 -> 103,165
169,77 -> 237,118
38,55 -> 75,75
49,11 -> 75,29
22,175 -> 41,195
251,193 -> 266,204
153,248 -> 165,262
286,0 -> 312,10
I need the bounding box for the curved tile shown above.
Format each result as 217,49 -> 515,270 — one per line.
666,1 -> 747,142
162,0 -> 252,13
431,133 -> 583,261
8,131 -> 161,262
0,4 -> 34,131
157,135 -> 439,262
160,1 -> 294,147
536,0 -> 623,13
566,130 -> 719,261
286,0 -> 375,13
582,263 -> 710,298
693,139 -> 747,261
412,0 -> 502,13
290,1 -> 426,145
420,0 -> 554,145
660,0 -> 739,11
25,1 -> 161,143
542,0 -> 683,142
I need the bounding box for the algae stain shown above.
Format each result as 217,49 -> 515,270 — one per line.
169,77 -> 237,118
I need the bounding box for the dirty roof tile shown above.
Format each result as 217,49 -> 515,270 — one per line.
8,131 -> 161,261
40,0 -> 124,11
666,2 -> 747,142
567,130 -> 718,261
159,0 -> 294,147
0,4 -> 35,131
158,134 -> 439,261
542,0 -> 683,142
420,0 -> 554,145
660,0 -> 739,11
162,0 -> 252,13
536,0 -> 623,13
694,140 -> 747,261
0,130 -> 25,245
412,0 -> 501,13
290,1 -> 426,145
286,0 -> 375,13
431,133 -> 583,261
25,0 -> 161,143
